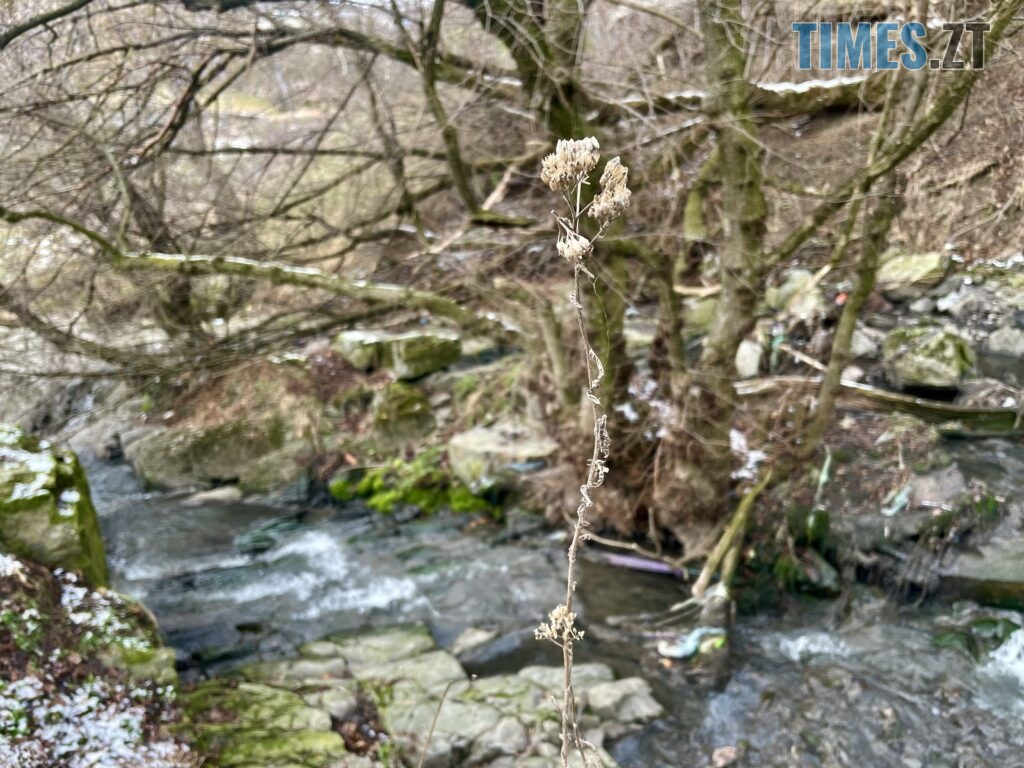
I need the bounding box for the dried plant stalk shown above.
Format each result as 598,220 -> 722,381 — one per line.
535,138 -> 630,768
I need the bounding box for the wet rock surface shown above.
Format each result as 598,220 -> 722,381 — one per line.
182,624 -> 661,768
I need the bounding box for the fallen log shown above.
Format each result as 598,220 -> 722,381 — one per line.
736,375 -> 1022,432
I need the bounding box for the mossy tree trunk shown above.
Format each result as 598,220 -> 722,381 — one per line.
655,0 -> 767,530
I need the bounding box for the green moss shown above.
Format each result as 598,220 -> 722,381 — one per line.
0,603 -> 43,653
453,373 -> 481,402
0,425 -> 108,586
216,730 -> 347,767
934,615 -> 1020,661
787,507 -> 830,550
328,447 -> 494,517
181,680 -> 335,761
372,382 -> 435,441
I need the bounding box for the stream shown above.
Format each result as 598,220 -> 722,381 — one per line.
83,442 -> 1024,768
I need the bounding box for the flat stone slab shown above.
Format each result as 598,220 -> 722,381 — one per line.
448,422 -> 559,488
192,625 -> 662,768
943,541 -> 1024,609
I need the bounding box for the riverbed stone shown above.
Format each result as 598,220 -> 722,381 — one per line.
882,326 -> 975,389
876,251 -> 950,301
317,685 -> 360,720
518,663 -> 615,691
325,623 -> 437,667
942,540 -> 1024,610
467,716 -> 530,765
0,424 -> 108,585
585,678 -> 663,722
358,649 -> 466,693
448,421 -> 559,488
246,656 -> 352,688
192,625 -> 658,768
986,325 -> 1024,357
850,325 -> 883,358
385,697 -> 503,744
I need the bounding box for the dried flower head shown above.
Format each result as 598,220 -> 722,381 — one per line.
556,230 -> 591,263
540,137 -> 600,192
588,156 -> 631,225
535,603 -> 583,645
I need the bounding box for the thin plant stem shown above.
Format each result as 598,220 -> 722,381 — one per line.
536,137 -> 630,768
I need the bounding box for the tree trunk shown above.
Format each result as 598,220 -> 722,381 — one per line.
655,0 -> 767,531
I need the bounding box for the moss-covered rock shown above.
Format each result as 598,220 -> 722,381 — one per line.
765,268 -> 824,320
100,644 -> 178,687
882,326 -> 975,390
124,418 -> 287,491
237,442 -> 311,500
333,329 -> 391,371
0,424 -> 108,586
334,328 -> 461,380
876,251 -> 950,301
371,382 -> 435,443
216,729 -> 348,767
180,680 -> 347,767
0,552 -> 185,764
389,331 -> 461,380
328,448 -> 493,516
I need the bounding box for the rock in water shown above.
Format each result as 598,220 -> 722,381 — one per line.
942,540 -> 1024,610
875,251 -> 950,301
882,326 -> 975,390
0,424 -> 108,585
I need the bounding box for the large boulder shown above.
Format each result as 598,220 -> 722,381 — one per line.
124,418 -> 288,491
335,328 -> 461,380
0,425 -> 108,585
882,326 -> 975,389
875,251 -> 950,301
448,422 -> 559,488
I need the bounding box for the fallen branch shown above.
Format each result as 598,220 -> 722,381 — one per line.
691,471 -> 772,598
116,252 -> 512,338
737,375 -> 1021,431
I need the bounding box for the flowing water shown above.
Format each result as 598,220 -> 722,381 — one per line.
84,442 -> 1024,768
